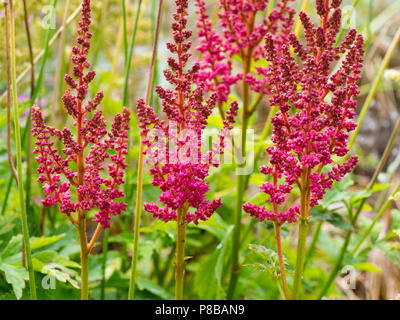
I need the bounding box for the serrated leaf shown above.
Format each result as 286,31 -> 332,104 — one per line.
310,210 -> 354,231
0,263 -> 28,299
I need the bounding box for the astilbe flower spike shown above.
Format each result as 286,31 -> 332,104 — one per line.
137,0 -> 238,299
138,0 -> 238,227
31,0 -> 130,300
243,0 -> 364,299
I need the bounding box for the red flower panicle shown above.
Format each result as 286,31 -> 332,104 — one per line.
137,0 -> 238,225
243,0 -> 364,223
32,0 -> 130,229
194,0 -> 296,104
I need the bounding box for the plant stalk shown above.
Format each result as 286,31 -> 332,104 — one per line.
7,0 -> 37,300
317,117 -> 400,298
122,0 -> 142,107
292,218 -> 308,300
227,53 -> 252,299
100,228 -> 109,300
292,174 -> 311,300
352,182 -> 400,255
273,221 -> 290,299
128,0 -> 163,300
175,207 -> 187,300
4,1 -> 18,183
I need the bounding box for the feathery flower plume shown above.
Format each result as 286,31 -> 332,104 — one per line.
138,0 -> 238,226
137,0 -> 238,299
243,0 -> 364,299
31,0 -> 130,299
243,0 -> 364,223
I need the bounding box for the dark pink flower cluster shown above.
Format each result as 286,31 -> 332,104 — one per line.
137,0 -> 238,225
243,0 -> 364,223
32,0 -> 130,229
194,0 -> 295,104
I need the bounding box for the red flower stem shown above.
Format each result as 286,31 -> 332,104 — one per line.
77,215 -> 89,300
87,224 -> 102,254
76,26 -> 89,300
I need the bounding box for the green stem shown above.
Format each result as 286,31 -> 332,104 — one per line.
128,146 -> 143,300
347,26 -> 400,154
22,0 -> 35,220
100,228 -> 110,300
7,0 -> 37,300
273,221 -> 290,299
122,0 -> 142,107
317,230 -> 351,299
317,117 -> 400,298
4,1 -> 17,184
304,220 -> 322,269
292,218 -> 308,300
22,0 -> 35,97
128,0 -> 163,300
292,176 -> 310,300
175,207 -> 187,300
244,105 -> 277,190
352,182 -> 400,255
227,54 -> 251,299
121,0 -> 128,63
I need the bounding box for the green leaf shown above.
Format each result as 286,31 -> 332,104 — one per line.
31,234 -> 66,251
310,208 -> 354,231
136,279 -> 174,300
196,214 -> 229,241
108,232 -> 133,244
246,244 -> 287,278
0,263 -> 28,299
371,183 -> 391,193
375,242 -> 400,264
354,262 -> 382,273
320,177 -> 354,208
215,226 -> 233,285
0,212 -> 18,236
193,226 -> 233,299
0,235 -> 23,260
